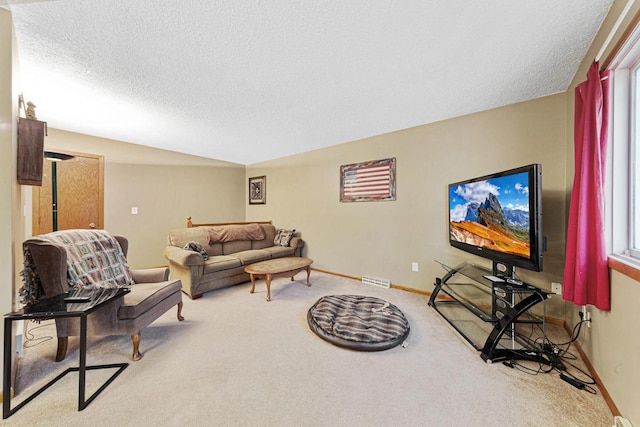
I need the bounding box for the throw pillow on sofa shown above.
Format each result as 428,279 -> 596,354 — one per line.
274,229 -> 295,246
184,241 -> 209,260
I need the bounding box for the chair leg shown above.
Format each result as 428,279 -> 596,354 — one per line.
131,333 -> 142,361
55,337 -> 69,362
177,301 -> 184,321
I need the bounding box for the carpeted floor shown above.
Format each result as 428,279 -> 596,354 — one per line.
2,272 -> 613,426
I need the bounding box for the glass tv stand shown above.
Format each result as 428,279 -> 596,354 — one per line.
428,261 -> 551,363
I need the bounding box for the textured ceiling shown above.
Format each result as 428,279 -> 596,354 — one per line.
6,1 -> 612,165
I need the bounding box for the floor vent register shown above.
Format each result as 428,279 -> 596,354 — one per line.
361,275 -> 391,289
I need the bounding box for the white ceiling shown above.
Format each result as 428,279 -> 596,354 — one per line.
5,0 -> 613,165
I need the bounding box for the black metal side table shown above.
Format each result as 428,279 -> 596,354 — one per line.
3,287 -> 130,419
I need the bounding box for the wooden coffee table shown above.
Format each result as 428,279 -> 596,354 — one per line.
245,257 -> 313,301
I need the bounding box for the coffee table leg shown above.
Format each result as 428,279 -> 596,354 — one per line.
265,274 -> 272,302
249,274 -> 256,294
305,266 -> 311,286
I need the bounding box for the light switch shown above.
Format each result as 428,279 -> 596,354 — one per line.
131,207 -> 138,215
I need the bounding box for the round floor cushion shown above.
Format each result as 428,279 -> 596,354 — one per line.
307,295 -> 410,351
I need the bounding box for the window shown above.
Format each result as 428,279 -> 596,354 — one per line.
633,65 -> 640,258
608,24 -> 640,268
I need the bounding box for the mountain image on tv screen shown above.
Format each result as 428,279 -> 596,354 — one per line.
449,171 -> 530,257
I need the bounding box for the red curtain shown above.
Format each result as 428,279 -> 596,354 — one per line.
563,61 -> 611,310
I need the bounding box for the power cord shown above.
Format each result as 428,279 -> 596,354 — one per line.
500,311 -> 597,392
23,319 -> 53,348
438,264 -> 597,392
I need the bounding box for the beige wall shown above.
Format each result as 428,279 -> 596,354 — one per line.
563,0 -> 640,423
1,8 -> 26,395
0,7 -> 13,396
587,271 -> 640,421
43,129 -> 246,268
247,93 -> 568,318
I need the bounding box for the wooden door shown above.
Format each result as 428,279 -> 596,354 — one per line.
33,150 -> 104,235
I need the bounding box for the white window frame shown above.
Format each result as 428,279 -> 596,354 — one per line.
607,23 -> 640,269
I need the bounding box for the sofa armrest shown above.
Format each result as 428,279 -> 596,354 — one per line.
290,237 -> 304,250
164,246 -> 205,267
131,267 -> 169,283
24,240 -> 69,298
290,237 -> 304,256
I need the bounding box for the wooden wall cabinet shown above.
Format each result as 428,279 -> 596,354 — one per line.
17,117 -> 46,186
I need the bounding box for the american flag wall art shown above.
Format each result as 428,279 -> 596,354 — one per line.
340,158 -> 396,202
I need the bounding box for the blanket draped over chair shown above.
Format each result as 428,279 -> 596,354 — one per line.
21,229 -> 135,305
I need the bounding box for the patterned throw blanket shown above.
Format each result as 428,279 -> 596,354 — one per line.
21,229 -> 134,305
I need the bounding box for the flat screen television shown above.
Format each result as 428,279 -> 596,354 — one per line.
448,163 -> 543,278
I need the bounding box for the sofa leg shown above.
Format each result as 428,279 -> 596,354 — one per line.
190,293 -> 202,300
131,333 -> 142,361
177,301 -> 185,321
55,337 -> 69,362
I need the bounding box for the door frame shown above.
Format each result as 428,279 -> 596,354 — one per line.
32,149 -> 104,235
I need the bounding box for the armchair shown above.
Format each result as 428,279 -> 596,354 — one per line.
22,230 -> 184,361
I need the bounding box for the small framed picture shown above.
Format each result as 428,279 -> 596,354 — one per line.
249,176 -> 266,204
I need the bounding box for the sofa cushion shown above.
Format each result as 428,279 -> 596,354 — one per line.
251,224 -> 277,250
168,228 -> 209,250
167,228 -> 224,257
263,246 -> 297,258
222,240 -> 252,255
203,255 -> 242,274
119,280 -> 181,320
205,241 -> 223,257
233,249 -> 272,265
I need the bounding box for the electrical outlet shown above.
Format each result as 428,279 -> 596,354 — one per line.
581,306 -> 592,328
551,282 -> 562,294
411,262 -> 419,272
131,207 -> 138,215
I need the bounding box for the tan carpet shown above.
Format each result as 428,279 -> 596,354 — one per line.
2,272 -> 613,426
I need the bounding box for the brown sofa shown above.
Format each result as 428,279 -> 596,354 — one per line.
164,221 -> 304,299
23,231 -> 184,361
